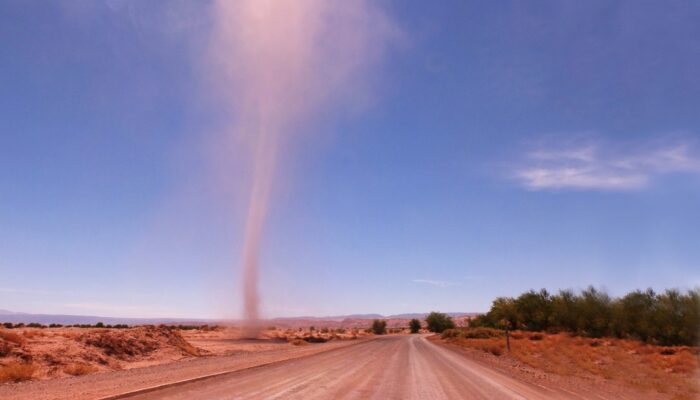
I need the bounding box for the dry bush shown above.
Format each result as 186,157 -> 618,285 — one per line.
463,328 -> 503,339
23,329 -> 45,339
0,342 -> 11,357
442,331 -> 699,398
441,327 -> 503,339
303,336 -> 327,343
0,362 -> 36,383
63,363 -> 98,376
0,329 -> 25,345
80,326 -> 200,359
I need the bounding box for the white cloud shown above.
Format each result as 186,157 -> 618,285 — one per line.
514,138 -> 700,191
412,279 -> 459,288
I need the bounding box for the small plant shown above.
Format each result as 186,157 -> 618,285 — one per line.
0,342 -> 11,356
0,329 -> 25,345
64,363 -> 97,376
371,319 -> 387,335
440,329 -> 460,339
463,327 -> 503,339
409,319 -> 421,334
0,362 -> 37,383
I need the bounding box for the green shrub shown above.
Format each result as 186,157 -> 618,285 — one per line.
425,312 -> 455,333
463,327 -> 503,339
371,320 -> 387,335
409,319 -> 421,334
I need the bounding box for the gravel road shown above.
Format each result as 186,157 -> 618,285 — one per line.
0,338 -> 367,400
123,335 -> 589,400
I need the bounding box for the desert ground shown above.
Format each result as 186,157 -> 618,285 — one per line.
1,324 -> 697,399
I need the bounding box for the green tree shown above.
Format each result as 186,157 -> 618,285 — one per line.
514,289 -> 552,331
425,312 -> 455,333
486,297 -> 519,329
577,287 -> 612,338
371,319 -> 387,335
549,289 -> 579,332
409,319 -> 421,333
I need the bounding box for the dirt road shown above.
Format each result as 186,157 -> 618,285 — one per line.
123,335 -> 593,400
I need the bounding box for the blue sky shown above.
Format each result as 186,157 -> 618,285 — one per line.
1,1 -> 699,318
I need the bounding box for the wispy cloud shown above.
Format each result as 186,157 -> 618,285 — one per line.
513,137 -> 700,191
0,287 -> 71,296
412,279 -> 459,288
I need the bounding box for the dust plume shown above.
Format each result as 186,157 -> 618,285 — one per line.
207,0 -> 396,333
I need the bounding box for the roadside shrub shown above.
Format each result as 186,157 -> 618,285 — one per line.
371,320 -> 387,335
409,319 -> 421,334
64,363 -> 97,376
303,336 -> 327,343
440,329 -> 460,339
487,345 -> 503,356
0,362 -> 36,383
463,327 -> 503,339
425,312 -> 455,333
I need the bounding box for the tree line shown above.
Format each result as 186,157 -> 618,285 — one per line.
471,287 -> 699,346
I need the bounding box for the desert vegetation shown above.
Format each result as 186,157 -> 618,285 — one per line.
409,319 -> 421,334
438,327 -> 699,399
425,312 -> 455,333
470,287 -> 699,346
0,325 -> 206,383
371,320 -> 387,335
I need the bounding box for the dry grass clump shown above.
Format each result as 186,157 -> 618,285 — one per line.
22,329 -> 46,339
441,327 -> 503,339
80,326 -> 200,358
442,331 -> 699,399
0,329 -> 25,358
0,362 -> 37,383
0,329 -> 25,345
63,363 -> 98,376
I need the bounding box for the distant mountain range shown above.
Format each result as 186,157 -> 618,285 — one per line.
0,309 -> 479,326
0,309 -> 216,325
